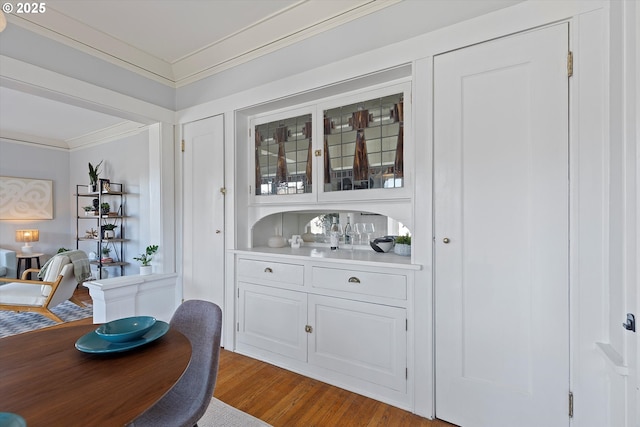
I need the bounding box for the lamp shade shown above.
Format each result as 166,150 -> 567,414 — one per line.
15,229 -> 39,253
15,229 -> 39,243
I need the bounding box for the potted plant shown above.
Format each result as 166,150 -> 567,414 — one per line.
101,246 -> 113,263
394,234 -> 411,256
83,206 -> 94,216
100,202 -> 110,216
134,244 -> 158,275
102,223 -> 117,239
88,160 -> 103,193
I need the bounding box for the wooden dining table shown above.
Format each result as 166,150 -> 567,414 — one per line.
0,318 -> 191,426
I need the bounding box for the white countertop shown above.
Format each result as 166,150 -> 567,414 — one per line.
231,246 -> 422,270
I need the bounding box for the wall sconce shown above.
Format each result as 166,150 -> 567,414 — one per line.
15,229 -> 39,254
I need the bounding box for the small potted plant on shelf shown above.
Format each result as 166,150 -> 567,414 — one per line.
101,247 -> 113,263
394,234 -> 411,256
83,206 -> 94,216
102,223 -> 117,239
100,202 -> 110,216
88,160 -> 103,193
134,244 -> 158,276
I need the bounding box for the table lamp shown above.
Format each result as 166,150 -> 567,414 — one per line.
15,229 -> 39,254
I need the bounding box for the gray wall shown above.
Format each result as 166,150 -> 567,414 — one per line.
0,139 -> 71,259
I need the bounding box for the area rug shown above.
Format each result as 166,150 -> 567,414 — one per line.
198,398 -> 272,427
0,301 -> 93,338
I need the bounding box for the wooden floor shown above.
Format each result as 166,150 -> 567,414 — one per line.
73,288 -> 456,427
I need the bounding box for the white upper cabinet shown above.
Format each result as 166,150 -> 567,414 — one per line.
249,81 -> 412,206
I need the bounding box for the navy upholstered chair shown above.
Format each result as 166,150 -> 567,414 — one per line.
128,300 -> 223,427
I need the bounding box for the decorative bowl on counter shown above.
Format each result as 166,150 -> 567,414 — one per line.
370,236 -> 395,253
95,316 -> 157,343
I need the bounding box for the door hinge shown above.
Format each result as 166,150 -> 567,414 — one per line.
569,391 -> 574,418
406,318 -> 408,331
181,140 -> 185,152
406,367 -> 408,379
249,185 -> 252,195
237,322 -> 239,332
623,313 -> 636,332
237,288 -> 239,298
567,51 -> 573,77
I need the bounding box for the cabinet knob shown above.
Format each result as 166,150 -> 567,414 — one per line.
443,238 -> 450,244
314,149 -> 322,157
264,267 -> 273,273
348,276 -> 361,284
305,325 -> 313,333
215,230 -> 221,234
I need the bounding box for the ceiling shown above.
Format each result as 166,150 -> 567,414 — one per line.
0,0 -> 523,149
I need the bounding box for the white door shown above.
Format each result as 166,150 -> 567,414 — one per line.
183,115 -> 225,306
434,24 -> 569,427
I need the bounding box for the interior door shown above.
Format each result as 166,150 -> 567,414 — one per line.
182,115 -> 225,307
434,24 -> 569,427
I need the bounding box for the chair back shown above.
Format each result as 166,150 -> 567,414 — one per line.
128,300 -> 223,427
46,263 -> 77,308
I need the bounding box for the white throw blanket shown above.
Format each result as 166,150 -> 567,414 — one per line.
38,250 -> 91,283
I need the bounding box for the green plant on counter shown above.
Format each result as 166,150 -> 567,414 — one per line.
395,234 -> 411,245
133,245 -> 159,266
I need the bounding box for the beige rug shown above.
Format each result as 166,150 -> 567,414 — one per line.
198,398 -> 272,427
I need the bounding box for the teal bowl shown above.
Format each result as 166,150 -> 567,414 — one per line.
95,316 -> 156,343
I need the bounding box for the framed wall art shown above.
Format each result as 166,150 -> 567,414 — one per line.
0,176 -> 53,220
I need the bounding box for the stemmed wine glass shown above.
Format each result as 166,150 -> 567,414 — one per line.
354,223 -> 365,245
363,223 -> 375,244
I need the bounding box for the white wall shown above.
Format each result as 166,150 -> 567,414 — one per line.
69,130 -> 151,276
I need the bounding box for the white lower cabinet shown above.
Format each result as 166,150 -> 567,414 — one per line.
237,282 -> 307,361
308,294 -> 407,392
235,253 -> 414,409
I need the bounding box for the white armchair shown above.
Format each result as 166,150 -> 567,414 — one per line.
0,248 -> 17,279
0,252 -> 88,322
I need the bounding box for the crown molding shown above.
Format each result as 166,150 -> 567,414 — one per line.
5,12 -> 176,86
1,121 -> 148,150
0,131 -> 68,149
172,0 -> 402,87
6,0 -> 400,88
66,121 -> 148,150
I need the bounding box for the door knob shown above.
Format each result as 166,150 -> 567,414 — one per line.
443,238 -> 450,244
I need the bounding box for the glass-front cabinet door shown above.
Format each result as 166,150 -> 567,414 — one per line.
249,82 -> 411,204
252,108 -> 314,203
318,82 -> 410,202
322,92 -> 404,193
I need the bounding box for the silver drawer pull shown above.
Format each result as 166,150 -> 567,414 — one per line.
348,276 -> 361,284
264,267 -> 273,273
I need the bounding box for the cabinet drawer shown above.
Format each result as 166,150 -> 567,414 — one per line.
311,267 -> 406,300
237,258 -> 304,285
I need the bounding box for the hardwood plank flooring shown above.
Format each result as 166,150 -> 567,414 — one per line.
72,287 -> 456,427
213,349 -> 456,427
